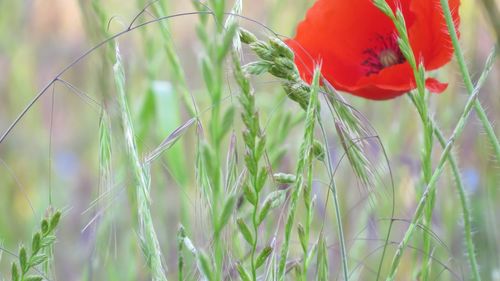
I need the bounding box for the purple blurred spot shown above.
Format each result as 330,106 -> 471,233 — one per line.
55,151 -> 79,179
463,168 -> 479,193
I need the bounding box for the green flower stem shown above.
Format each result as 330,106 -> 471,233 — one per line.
234,47 -> 268,281
387,48 -> 496,281
375,2 -> 436,278
409,94 -> 481,281
301,115 -> 316,281
440,0 -> 500,162
251,202 -> 258,281
113,45 -> 168,281
277,69 -> 320,281
419,95 -> 435,281
387,84 -> 475,281
330,176 -> 350,281
194,2 -> 235,279
211,59 -> 224,281
416,88 -> 435,281
319,96 -> 350,281
434,123 -> 480,281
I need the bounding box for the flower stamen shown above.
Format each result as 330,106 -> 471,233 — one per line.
362,34 -> 405,76
379,49 -> 400,68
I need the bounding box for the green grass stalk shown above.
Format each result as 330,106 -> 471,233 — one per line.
330,174 -> 350,281
113,44 -> 168,281
300,130 -> 315,280
409,94 -> 482,281
193,2 -> 240,279
373,2 -> 436,278
233,48 -> 270,280
386,48 -> 496,281
317,98 -> 350,281
151,1 -> 198,117
439,0 -> 500,163
277,68 -> 320,281
374,1 -> 492,279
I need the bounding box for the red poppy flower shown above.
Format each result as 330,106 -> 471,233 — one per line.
286,0 -> 460,100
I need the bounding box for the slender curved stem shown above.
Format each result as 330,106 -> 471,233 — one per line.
440,1 -> 498,278
387,48 -> 495,281
439,0 -> 500,163
317,108 -> 350,281
387,83 -> 472,281
409,95 -> 481,281
331,179 -> 350,281
434,124 -> 480,281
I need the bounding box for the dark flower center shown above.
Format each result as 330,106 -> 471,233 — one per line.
361,34 -> 405,76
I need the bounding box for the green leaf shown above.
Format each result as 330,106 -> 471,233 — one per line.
219,106 -> 236,142
201,142 -> 215,178
29,253 -> 47,267
273,173 -> 296,184
312,139 -> 325,161
201,56 -> 214,94
49,211 -> 62,232
250,41 -> 273,61
243,184 -> 257,206
236,262 -> 252,281
40,235 -> 56,248
263,190 -> 287,209
268,37 -> 294,60
244,149 -> 257,176
98,110 -> 112,186
297,224 -> 307,253
255,136 -> 266,160
152,81 -> 188,183
258,200 -> 271,226
11,262 -> 19,281
256,246 -> 273,269
19,247 -> 28,273
239,28 -> 257,44
195,24 -> 209,46
40,220 -> 49,235
304,243 -> 316,269
212,0 -> 225,24
237,218 -> 253,245
136,87 -> 156,141
225,132 -> 239,191
24,275 -> 43,281
243,61 -> 272,76
31,233 -> 41,254
317,235 -> 329,281
197,251 -> 214,281
256,167 -> 268,193
218,23 -> 238,62
216,195 -> 236,234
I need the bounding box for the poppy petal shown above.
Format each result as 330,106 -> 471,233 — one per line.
288,0 -> 400,86
408,0 -> 460,70
288,0 -> 459,100
348,86 -> 405,100
425,77 -> 448,93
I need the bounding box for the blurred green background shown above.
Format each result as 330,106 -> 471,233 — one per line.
0,0 -> 499,280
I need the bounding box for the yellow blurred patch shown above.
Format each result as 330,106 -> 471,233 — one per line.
13,186 -> 36,221
31,0 -> 84,41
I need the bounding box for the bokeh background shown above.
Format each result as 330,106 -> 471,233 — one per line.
0,0 -> 499,280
